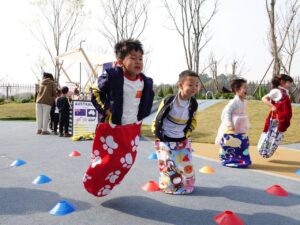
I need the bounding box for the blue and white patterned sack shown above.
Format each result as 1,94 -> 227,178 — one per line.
257,117 -> 284,158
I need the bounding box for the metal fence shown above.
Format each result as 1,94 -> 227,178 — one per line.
0,83 -> 36,99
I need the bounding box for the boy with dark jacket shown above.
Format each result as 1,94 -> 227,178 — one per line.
152,70 -> 200,195
57,86 -> 71,137
84,39 -> 154,197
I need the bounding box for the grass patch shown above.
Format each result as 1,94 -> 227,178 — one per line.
142,100 -> 300,144
0,102 -> 36,120
141,125 -> 155,140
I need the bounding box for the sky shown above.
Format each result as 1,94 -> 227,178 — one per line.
0,0 -> 299,86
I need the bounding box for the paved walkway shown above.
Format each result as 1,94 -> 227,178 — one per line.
1,121 -> 300,225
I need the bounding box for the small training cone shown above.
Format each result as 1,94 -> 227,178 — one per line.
10,159 -> 26,167
69,151 -> 81,157
295,169 -> 300,175
199,166 -> 215,174
265,185 -> 288,197
142,180 -> 160,192
214,210 -> 244,225
32,175 -> 52,184
49,200 -> 75,216
148,152 -> 157,160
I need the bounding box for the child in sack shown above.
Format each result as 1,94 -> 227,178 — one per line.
258,74 -> 293,158
152,70 -> 200,195
215,78 -> 252,168
84,39 -> 154,197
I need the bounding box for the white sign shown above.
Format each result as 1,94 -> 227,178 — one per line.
72,100 -> 98,137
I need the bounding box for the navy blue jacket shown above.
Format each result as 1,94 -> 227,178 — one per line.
91,67 -> 154,125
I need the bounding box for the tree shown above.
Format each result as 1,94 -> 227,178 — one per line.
157,88 -> 165,98
266,0 -> 300,77
28,0 -> 86,83
165,86 -> 174,95
209,53 -> 220,93
163,0 -> 218,91
98,0 -> 149,47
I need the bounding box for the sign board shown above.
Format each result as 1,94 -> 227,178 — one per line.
72,100 -> 98,137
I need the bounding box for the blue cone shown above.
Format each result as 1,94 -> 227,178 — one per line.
148,152 -> 158,160
32,175 -> 52,184
49,200 -> 75,216
296,169 -> 300,176
10,159 -> 26,167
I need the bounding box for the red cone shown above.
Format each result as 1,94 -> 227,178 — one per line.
265,185 -> 288,197
142,180 -> 160,192
214,211 -> 244,225
69,151 -> 81,157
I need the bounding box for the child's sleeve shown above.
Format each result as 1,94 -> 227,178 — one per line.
151,99 -> 165,135
91,72 -> 110,115
186,110 -> 199,138
267,89 -> 281,102
222,100 -> 236,128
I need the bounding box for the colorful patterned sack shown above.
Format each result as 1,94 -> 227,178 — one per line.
155,140 -> 195,194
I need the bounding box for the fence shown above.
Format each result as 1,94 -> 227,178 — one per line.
0,83 -> 36,100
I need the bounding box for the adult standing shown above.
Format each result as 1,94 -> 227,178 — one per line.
35,72 -> 56,135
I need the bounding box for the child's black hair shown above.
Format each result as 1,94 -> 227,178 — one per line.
61,86 -> 69,94
114,39 -> 144,59
43,72 -> 54,80
178,70 -> 199,82
271,74 -> 294,88
230,78 -> 247,93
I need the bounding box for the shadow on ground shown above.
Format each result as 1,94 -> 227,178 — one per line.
102,195 -> 300,225
0,187 -> 91,215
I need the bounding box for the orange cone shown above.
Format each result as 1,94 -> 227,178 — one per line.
142,180 -> 160,192
214,210 -> 244,225
265,185 -> 288,197
69,151 -> 81,157
199,166 -> 215,174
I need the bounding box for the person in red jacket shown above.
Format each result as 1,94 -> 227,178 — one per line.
258,74 -> 293,158
262,74 -> 293,132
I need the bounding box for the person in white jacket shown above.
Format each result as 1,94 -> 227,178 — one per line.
215,78 -> 252,168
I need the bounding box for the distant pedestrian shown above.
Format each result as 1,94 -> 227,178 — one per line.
35,72 -> 56,135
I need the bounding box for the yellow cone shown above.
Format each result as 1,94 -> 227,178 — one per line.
199,166 -> 215,174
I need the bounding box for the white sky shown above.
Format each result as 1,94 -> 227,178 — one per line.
0,0 -> 299,85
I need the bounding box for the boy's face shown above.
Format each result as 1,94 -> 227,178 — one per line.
179,76 -> 201,99
118,50 -> 143,76
236,83 -> 248,99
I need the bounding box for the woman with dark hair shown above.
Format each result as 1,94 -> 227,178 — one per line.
258,74 -> 293,158
35,72 -> 56,135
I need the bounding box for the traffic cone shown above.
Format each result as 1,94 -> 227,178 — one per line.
32,175 -> 52,184
265,185 -> 288,197
49,200 -> 75,216
148,153 -> 158,160
10,159 -> 26,167
69,151 -> 81,157
214,210 -> 244,225
199,166 -> 215,174
142,180 -> 160,192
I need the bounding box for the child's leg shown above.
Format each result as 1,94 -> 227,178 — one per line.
59,113 -> 64,135
64,114 -> 70,134
53,113 -> 59,133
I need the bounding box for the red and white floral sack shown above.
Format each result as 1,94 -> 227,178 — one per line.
83,122 -> 141,197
